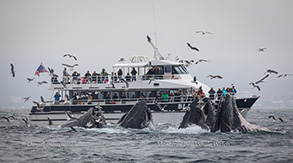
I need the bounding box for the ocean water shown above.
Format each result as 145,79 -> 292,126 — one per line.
0,108 -> 292,163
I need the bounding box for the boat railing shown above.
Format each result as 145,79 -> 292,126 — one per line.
50,73 -> 182,85
46,95 -> 195,106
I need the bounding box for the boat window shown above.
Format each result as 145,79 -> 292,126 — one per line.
165,66 -> 172,73
172,66 -> 188,74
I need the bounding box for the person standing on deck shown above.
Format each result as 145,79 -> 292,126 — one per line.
208,87 -> 216,100
131,68 -> 137,81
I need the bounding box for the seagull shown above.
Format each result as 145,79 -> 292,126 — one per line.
48,67 -> 54,75
249,82 -> 261,91
207,75 -> 223,80
24,96 -> 31,103
148,78 -> 154,85
37,81 -> 48,86
119,78 -> 129,88
196,31 -> 213,35
60,81 -> 67,88
278,73 -> 293,78
1,116 -> 10,122
62,63 -> 79,70
255,74 -> 270,84
65,111 -> 78,121
257,48 -> 267,52
187,43 -> 199,51
278,117 -> 284,122
27,77 -> 35,83
63,54 -> 77,60
47,117 -> 53,125
174,56 -> 180,62
154,102 -> 168,112
184,60 -> 194,67
118,58 -> 125,62
40,96 -> 50,103
266,69 -> 278,74
268,115 -> 276,122
192,76 -> 198,85
22,117 -> 30,127
10,63 -> 16,77
195,59 -> 209,64
147,35 -> 151,42
70,126 -> 77,132
33,101 -> 43,111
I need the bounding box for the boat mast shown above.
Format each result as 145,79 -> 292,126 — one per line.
147,35 -> 164,60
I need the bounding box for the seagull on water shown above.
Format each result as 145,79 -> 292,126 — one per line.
10,63 -> 16,77
187,43 -> 200,52
22,117 -> 30,127
63,54 -> 77,60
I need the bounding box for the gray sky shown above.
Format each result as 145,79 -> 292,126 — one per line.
1,0 -> 292,109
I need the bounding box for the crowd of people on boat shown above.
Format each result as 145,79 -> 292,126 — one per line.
51,67 -> 142,84
52,84 -> 236,106
50,66 -> 167,85
207,85 -> 237,100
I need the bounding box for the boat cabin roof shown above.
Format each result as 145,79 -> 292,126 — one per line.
113,60 -> 183,68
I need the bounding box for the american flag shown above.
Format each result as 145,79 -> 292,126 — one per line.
35,63 -> 48,76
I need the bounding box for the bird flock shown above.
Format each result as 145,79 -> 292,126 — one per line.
9,53 -> 79,108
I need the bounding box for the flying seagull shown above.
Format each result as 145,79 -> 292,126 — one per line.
195,59 -> 209,64
63,54 -> 77,60
27,77 -> 35,83
268,115 -> 276,122
119,78 -> 129,88
249,82 -> 261,91
48,67 -> 54,75
37,81 -> 48,86
1,116 -> 10,122
118,58 -> 125,62
278,73 -> 293,78
62,63 -> 79,70
207,75 -> 223,80
22,117 -> 30,127
266,69 -> 278,74
187,43 -> 199,51
33,101 -> 43,111
255,74 -> 270,84
192,76 -> 198,85
196,31 -> 213,35
257,48 -> 267,52
24,96 -> 31,103
148,78 -> 154,85
10,63 -> 16,77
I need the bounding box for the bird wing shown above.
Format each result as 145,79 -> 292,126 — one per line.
62,63 -> 71,67
33,101 -> 40,108
73,64 -> 79,67
187,43 -> 199,51
72,55 -> 77,60
147,35 -> 151,42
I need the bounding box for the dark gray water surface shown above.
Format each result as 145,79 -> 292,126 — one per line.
0,108 -> 292,163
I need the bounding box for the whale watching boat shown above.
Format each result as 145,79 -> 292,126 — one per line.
29,36 -> 259,125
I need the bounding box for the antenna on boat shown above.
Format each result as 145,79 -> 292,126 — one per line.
147,35 -> 164,60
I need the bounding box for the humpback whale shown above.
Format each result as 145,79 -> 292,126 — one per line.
61,107 -> 106,128
118,101 -> 152,129
179,94 -> 269,132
